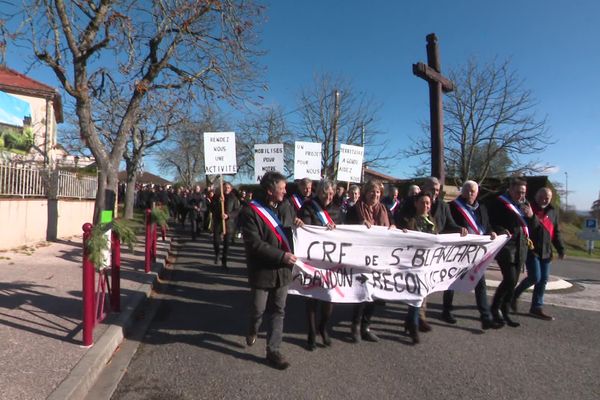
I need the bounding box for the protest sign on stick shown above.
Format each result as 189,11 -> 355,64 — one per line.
204,132 -> 237,175
294,141 -> 322,180
254,144 -> 284,183
336,144 -> 364,183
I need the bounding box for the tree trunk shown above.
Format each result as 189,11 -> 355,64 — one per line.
124,159 -> 138,219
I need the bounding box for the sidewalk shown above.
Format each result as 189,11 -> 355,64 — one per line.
0,230 -> 572,400
0,229 -> 174,400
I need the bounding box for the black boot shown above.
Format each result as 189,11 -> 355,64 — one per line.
360,324 -> 379,342
350,323 -> 361,343
319,322 -> 332,347
491,307 -> 506,327
502,304 -> 520,327
404,319 -> 420,345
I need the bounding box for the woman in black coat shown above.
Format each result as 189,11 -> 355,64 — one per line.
298,179 -> 342,350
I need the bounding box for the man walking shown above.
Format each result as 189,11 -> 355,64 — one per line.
240,171 -> 297,370
512,187 -> 565,320
442,180 -> 503,330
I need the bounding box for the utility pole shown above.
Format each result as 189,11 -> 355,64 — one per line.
331,90 -> 340,179
565,171 -> 569,210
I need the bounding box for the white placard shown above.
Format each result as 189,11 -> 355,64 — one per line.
289,225 -> 509,306
294,141 -> 322,180
254,143 -> 284,183
336,144 -> 364,183
203,132 -> 237,175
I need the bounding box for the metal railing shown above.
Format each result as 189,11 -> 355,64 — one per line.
0,162 -> 46,197
57,170 -> 97,199
0,161 -> 97,199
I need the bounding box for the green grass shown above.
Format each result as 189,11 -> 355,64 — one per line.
561,221 -> 600,259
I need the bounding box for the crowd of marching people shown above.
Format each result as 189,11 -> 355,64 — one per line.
238,172 -> 564,370
125,173 -> 565,370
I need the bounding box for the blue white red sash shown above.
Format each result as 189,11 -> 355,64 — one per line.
290,194 -> 303,210
498,194 -> 530,238
248,200 -> 291,252
308,199 -> 334,226
452,197 -> 485,235
388,199 -> 400,213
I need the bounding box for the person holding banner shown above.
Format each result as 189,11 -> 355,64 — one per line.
401,191 -> 437,344
512,187 -> 565,321
444,181 -> 504,330
211,181 -> 241,269
488,177 -> 539,328
382,186 -> 401,221
287,177 -> 313,212
345,179 -> 393,343
240,171 -> 297,370
298,179 -> 343,350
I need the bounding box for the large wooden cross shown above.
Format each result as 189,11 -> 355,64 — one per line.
413,33 -> 454,185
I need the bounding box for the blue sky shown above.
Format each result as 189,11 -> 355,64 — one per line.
253,0 -> 600,210
4,0 -> 599,210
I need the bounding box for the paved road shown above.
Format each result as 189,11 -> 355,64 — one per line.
542,257 -> 600,312
102,235 -> 600,400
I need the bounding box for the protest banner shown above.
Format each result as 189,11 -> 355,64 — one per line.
254,143 -> 284,183
336,144 -> 364,183
294,141 -> 322,180
289,225 -> 509,306
203,132 -> 237,175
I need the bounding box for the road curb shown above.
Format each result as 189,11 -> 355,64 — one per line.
47,236 -> 173,400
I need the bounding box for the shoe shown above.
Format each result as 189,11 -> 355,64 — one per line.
266,351 -> 290,370
221,259 -> 228,270
530,308 -> 555,321
350,323 -> 361,343
319,326 -> 332,347
213,255 -> 219,265
418,319 -> 432,333
245,331 -> 256,347
307,333 -> 317,351
481,319 -> 504,330
404,321 -> 420,344
503,314 -> 520,328
441,311 -> 457,324
360,327 -> 379,342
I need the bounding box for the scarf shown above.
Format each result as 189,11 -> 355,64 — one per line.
356,200 -> 390,227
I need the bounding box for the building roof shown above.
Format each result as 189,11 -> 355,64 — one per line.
118,170 -> 172,186
0,66 -> 63,123
363,168 -> 401,183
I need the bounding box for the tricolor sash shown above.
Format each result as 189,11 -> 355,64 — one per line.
249,200 -> 291,252
388,199 -> 400,213
533,204 -> 555,240
498,194 -> 530,238
452,197 -> 485,235
290,194 -> 303,210
308,199 -> 334,226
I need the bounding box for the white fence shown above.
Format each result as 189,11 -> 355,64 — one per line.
0,161 -> 97,199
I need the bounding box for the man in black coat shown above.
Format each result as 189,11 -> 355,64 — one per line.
513,187 -> 565,320
211,182 -> 240,269
442,180 -> 504,330
240,171 -> 297,370
488,177 -> 539,327
187,185 -> 206,241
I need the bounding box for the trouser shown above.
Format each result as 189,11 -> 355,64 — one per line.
514,253 -> 551,310
306,298 -> 333,337
249,286 -> 288,353
492,261 -> 521,314
442,276 -> 493,321
190,214 -> 203,237
408,305 -> 420,325
352,302 -> 376,328
213,232 -> 232,263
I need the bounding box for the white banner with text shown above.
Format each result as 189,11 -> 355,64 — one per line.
289,225 -> 509,306
203,131 -> 237,175
294,141 -> 322,180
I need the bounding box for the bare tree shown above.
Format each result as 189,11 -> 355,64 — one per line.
2,0 -> 263,222
236,106 -> 294,180
296,73 -> 393,181
156,107 -> 229,187
406,59 -> 553,187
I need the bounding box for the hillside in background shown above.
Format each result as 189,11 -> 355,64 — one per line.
560,210 -> 600,259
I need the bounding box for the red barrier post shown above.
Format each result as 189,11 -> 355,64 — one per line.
152,221 -> 158,262
145,209 -> 152,273
110,230 -> 121,312
82,223 -> 95,347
